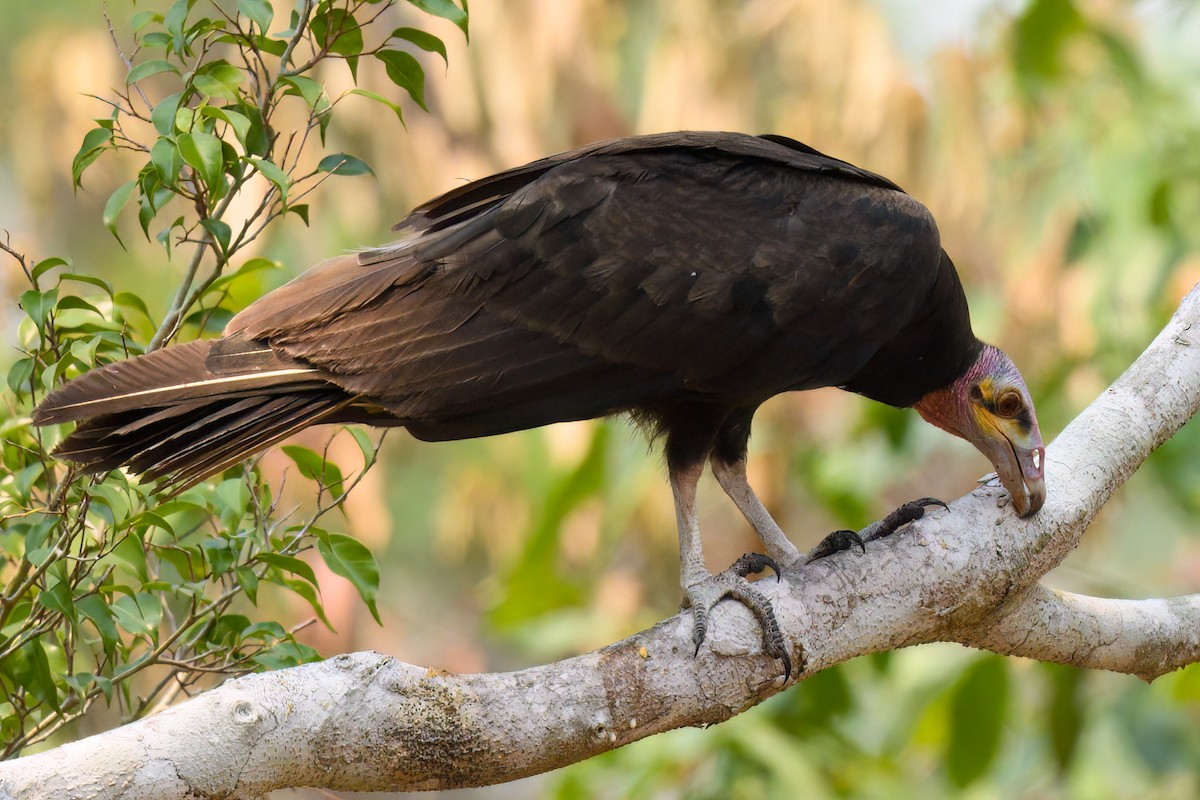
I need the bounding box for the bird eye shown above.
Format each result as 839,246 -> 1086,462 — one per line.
996,391 -> 1023,418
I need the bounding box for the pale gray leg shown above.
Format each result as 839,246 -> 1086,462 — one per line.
670,461 -> 792,680
710,457 -> 802,567
671,461 -> 710,596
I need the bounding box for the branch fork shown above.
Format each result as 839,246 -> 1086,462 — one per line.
2,285 -> 1198,798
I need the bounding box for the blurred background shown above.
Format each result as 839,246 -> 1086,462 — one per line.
3,0 -> 1200,797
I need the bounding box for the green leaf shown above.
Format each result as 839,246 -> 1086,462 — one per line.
247,157 -> 290,204
348,88 -> 404,124
131,10 -> 163,32
316,153 -> 373,177
72,127 -> 113,187
946,655 -> 1009,787
280,75 -> 324,109
389,27 -> 448,65
256,553 -> 319,586
58,297 -> 103,325
347,426 -> 377,464
0,640 -> 60,712
311,8 -> 363,56
38,575 -> 77,624
115,291 -> 155,326
7,358 -> 34,394
156,215 -> 187,256
253,640 -> 320,669
142,32 -> 174,49
407,0 -> 468,39
236,566 -> 259,604
200,107 -> 252,145
241,105 -> 270,156
111,592 -> 163,638
31,256 -> 69,282
19,288 -> 58,333
111,532 -> 148,582
374,50 -> 427,110
177,131 -> 224,189
317,532 -> 381,624
87,481 -> 132,526
200,218 -> 232,253
288,204 -> 310,225
206,256 -> 279,295
281,444 -> 344,493
201,538 -> 237,575
59,272 -> 113,296
152,91 -> 184,136
281,576 -> 334,630
127,59 -> 178,84
102,181 -> 137,246
165,0 -> 195,52
193,62 -> 246,101
150,137 -> 183,184
238,0 -> 273,32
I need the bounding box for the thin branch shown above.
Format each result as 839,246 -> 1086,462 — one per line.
104,5 -> 152,111
278,0 -> 316,77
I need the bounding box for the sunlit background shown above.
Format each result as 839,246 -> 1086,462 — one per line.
3,0 -> 1200,797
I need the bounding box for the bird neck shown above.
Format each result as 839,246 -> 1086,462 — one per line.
842,249 -> 983,407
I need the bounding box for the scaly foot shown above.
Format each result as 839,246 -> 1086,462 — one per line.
809,497 -> 947,561
685,553 -> 792,680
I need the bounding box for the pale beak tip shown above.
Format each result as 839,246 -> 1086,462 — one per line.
1018,476 -> 1046,517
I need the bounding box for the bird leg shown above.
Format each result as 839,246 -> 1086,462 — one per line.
809,497 -> 947,561
671,461 -> 793,680
710,457 -> 802,568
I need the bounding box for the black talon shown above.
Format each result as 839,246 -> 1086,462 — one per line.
685,559 -> 797,681
692,604 -> 708,657
730,552 -> 782,581
866,496 -> 948,544
809,529 -> 865,561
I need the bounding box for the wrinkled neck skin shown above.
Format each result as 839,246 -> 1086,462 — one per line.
913,372 -> 975,440
912,344 -> 1046,516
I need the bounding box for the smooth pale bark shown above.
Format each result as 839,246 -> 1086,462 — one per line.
2,283 -> 1198,799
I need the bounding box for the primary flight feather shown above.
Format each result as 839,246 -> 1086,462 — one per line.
35,131 -> 1046,678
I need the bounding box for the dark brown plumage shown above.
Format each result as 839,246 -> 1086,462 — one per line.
36,132 -> 1047,677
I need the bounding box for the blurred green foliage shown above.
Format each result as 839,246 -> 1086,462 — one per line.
1,0 -> 1199,797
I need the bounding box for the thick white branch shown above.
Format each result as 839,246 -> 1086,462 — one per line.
967,584 -> 1200,681
2,285 -> 1198,798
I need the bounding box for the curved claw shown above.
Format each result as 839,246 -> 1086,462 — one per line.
912,497 -> 949,511
691,602 -> 709,657
686,561 -> 795,681
730,551 -> 783,582
809,529 -> 865,561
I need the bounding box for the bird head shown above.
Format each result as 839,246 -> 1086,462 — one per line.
912,344 -> 1045,516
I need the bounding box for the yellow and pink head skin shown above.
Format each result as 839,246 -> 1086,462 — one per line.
913,344 -> 1045,516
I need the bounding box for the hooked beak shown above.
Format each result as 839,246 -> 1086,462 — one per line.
988,437 -> 1045,517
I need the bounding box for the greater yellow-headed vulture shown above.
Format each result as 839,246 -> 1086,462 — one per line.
35,132 -> 1046,678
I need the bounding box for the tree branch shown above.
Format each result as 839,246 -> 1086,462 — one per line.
964,584 -> 1200,681
1,283 -> 1197,797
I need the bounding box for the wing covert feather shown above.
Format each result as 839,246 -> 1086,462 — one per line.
227,135 -> 942,433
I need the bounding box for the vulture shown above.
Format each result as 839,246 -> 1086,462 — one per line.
35,131 -> 1046,679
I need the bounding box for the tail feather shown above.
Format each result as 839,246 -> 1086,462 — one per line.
33,339 -> 324,425
146,393 -> 352,489
35,337 -> 365,490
